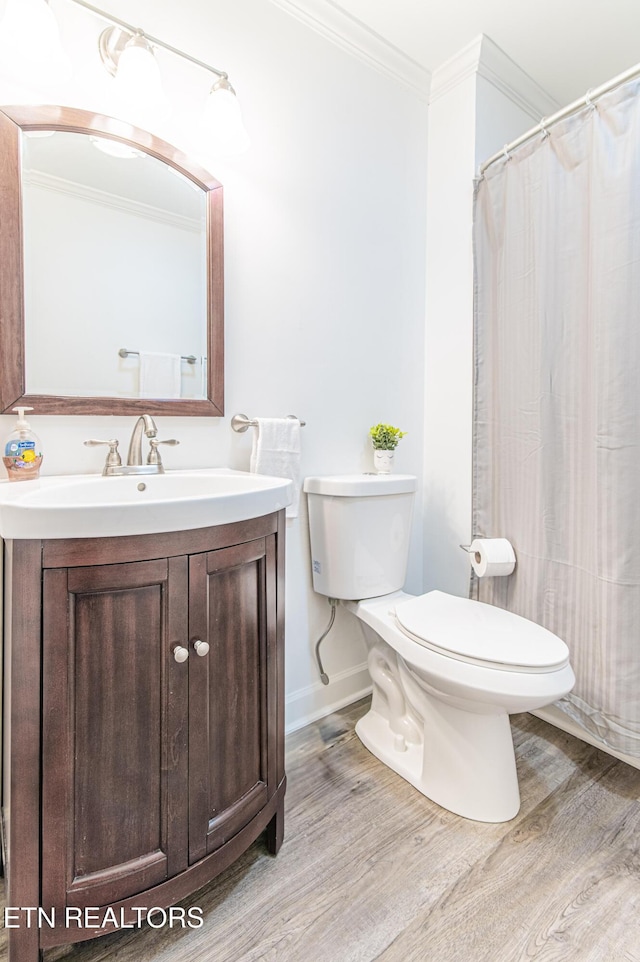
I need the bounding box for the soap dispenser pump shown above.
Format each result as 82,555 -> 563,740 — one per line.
3,406 -> 43,481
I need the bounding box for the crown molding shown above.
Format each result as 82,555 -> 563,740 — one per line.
27,170 -> 203,233
430,34 -> 559,121
477,35 -> 559,120
267,0 -> 430,100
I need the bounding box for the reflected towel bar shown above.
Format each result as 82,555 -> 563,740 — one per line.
119,348 -> 198,364
231,413 -> 306,433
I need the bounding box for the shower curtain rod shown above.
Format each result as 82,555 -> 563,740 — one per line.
479,60 -> 640,176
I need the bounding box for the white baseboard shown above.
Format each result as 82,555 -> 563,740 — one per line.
285,662 -> 371,734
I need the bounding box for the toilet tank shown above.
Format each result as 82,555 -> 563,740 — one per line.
303,474 -> 417,600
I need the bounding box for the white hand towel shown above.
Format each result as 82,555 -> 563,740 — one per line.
139,352 -> 182,399
250,418 -> 301,519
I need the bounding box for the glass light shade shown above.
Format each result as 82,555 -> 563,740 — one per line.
0,0 -> 71,85
112,35 -> 168,125
201,81 -> 250,158
89,136 -> 144,160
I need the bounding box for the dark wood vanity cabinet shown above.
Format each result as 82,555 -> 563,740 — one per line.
1,512 -> 286,962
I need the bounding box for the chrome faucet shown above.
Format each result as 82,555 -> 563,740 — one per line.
127,414 -> 158,465
84,415 -> 179,476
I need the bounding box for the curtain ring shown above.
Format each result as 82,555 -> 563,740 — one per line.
539,117 -> 550,140
585,89 -> 596,110
502,144 -> 511,162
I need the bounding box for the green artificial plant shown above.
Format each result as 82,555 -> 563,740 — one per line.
369,423 -> 406,451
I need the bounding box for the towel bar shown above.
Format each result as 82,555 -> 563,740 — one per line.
119,348 -> 198,364
231,413 -> 306,433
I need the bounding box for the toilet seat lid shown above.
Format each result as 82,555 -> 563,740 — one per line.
394,591 -> 570,671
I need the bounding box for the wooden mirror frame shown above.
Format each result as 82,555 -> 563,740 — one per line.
0,105 -> 224,417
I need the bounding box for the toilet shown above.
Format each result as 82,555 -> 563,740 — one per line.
303,474 -> 574,822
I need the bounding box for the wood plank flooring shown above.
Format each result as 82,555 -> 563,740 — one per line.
1,701 -> 639,962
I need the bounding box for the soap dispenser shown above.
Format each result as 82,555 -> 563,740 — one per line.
3,406 -> 43,481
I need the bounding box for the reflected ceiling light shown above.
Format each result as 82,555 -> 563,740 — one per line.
166,165 -> 202,192
89,135 -> 144,160
0,0 -> 72,85
24,129 -> 57,138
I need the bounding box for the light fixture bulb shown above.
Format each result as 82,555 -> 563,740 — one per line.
201,78 -> 250,158
89,136 -> 144,160
111,32 -> 168,127
0,0 -> 72,86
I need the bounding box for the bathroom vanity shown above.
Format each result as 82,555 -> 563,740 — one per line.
0,103 -> 291,961
1,495 -> 287,961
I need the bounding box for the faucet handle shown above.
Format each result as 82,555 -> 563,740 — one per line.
84,438 -> 122,471
147,438 -> 179,468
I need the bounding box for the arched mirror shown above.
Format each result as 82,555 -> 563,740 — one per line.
0,105 -> 224,416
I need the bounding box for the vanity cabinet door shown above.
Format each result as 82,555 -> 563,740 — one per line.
187,535 -> 278,863
41,556 -> 190,912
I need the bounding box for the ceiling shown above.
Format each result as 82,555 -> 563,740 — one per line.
324,0 -> 640,107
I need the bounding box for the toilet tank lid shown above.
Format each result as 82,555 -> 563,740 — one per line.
303,474 -> 417,497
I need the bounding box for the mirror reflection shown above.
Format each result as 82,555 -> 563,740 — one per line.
22,130 -> 208,400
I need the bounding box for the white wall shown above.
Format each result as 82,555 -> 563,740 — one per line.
423,36 -> 558,596
0,0 -> 428,731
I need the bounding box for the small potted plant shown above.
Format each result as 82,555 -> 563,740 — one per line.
369,423 -> 406,474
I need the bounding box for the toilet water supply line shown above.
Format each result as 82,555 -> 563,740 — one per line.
314,598 -> 338,685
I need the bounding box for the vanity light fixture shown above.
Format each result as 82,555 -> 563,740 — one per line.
0,0 -> 72,85
82,0 -> 250,155
0,0 -> 250,157
98,26 -> 168,125
202,76 -> 251,158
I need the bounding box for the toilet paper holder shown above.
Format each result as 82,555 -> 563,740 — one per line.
462,538 -> 517,579
459,540 -> 484,559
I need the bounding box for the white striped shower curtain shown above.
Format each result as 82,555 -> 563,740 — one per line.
473,76 -> 640,757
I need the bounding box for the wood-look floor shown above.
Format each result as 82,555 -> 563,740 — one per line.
2,701 -> 640,962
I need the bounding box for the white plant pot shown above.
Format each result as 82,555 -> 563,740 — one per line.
373,449 -> 394,474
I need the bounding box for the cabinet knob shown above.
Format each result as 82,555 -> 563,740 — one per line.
193,639 -> 210,657
173,645 -> 190,663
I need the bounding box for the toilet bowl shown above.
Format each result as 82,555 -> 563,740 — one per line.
303,473 -> 575,823
348,590 -> 573,822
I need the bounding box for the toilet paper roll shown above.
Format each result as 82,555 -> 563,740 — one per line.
470,538 -> 516,578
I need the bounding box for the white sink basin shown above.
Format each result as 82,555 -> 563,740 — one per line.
0,469 -> 293,539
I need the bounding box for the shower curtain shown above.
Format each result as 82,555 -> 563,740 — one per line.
473,75 -> 640,758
